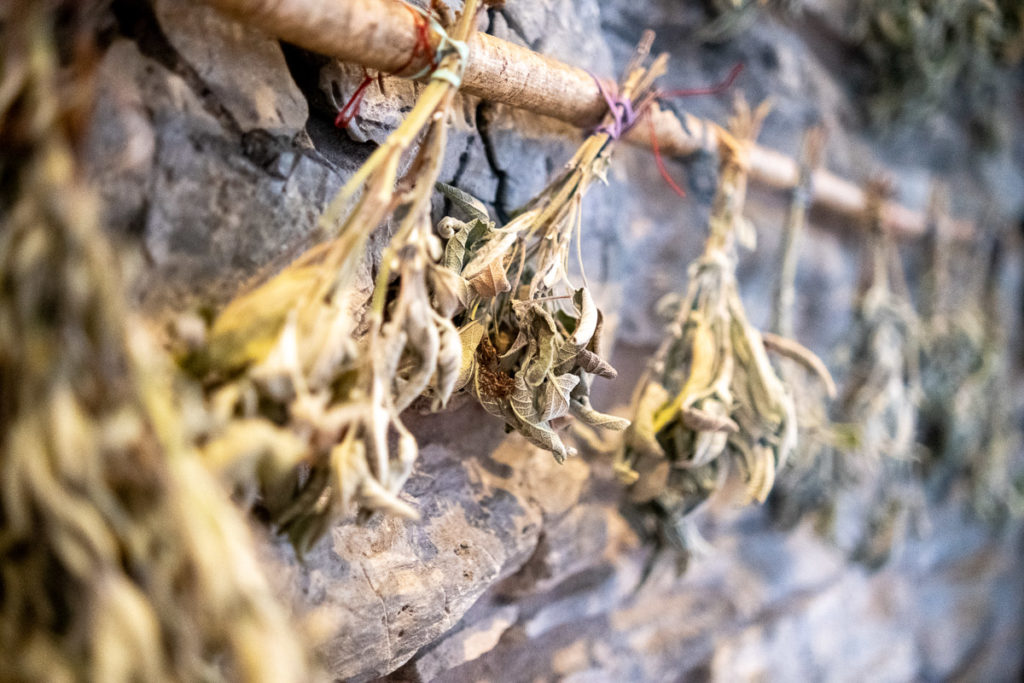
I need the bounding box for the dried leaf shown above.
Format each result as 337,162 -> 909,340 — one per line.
499,327 -> 528,359
436,182 -> 490,222
681,405 -> 739,433
524,332 -> 555,387
571,287 -> 598,348
463,228 -> 518,286
691,428 -> 728,468
537,373 -> 581,422
587,308 -> 606,356
468,258 -> 511,298
570,396 -> 630,431
430,264 -> 469,317
510,374 -> 541,424
516,418 -> 576,464
575,348 -> 617,379
522,304 -> 558,387
454,320 -> 486,392
204,263 -> 322,374
627,381 -> 672,457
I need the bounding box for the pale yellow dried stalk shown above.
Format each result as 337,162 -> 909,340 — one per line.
0,7 -> 316,680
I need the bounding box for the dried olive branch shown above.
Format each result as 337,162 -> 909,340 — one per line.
616,96 -> 823,557
185,0 -> 483,553
0,6 -> 317,679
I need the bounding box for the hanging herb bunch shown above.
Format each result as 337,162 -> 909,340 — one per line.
429,36 -> 670,461
181,0 -> 483,553
836,178 -> 923,568
963,233 -> 1024,521
918,217 -> 1024,521
915,185 -> 987,492
764,126 -> 848,533
615,97 -> 832,555
0,6 -> 316,680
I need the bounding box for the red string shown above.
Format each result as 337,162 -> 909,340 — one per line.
647,109 -> 687,198
395,2 -> 436,75
335,70 -> 374,129
335,2 -> 435,130
645,62 -> 745,198
659,62 -> 744,99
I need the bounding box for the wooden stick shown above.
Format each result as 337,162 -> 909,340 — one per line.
202,0 -> 973,241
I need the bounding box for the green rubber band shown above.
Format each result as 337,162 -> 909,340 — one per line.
407,10 -> 469,87
429,67 -> 462,88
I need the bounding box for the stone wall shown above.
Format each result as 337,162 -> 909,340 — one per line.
86,0 -> 1024,679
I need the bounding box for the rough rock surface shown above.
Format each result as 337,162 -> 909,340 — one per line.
85,0 -> 1024,680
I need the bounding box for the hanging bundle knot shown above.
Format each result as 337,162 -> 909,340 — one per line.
408,6 -> 470,87
588,72 -> 640,140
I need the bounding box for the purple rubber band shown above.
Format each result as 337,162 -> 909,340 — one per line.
587,71 -> 638,140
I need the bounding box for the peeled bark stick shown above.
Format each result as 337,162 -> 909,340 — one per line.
201,0 -> 973,241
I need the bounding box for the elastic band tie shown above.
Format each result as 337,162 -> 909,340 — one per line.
587,71 -> 638,140
408,11 -> 469,87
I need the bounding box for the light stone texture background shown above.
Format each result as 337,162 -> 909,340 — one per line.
85,0 -> 1024,680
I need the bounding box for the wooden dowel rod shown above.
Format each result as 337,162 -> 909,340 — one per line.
202,0 -> 974,241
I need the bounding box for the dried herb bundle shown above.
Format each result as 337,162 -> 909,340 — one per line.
919,214 -> 1024,520
764,127 -> 848,532
183,0 -> 482,552
432,38 -> 669,461
837,179 -> 923,568
0,7 -> 315,680
837,180 -> 921,463
916,186 -> 986,479
616,97 -> 828,552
